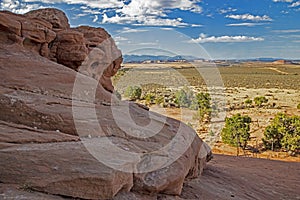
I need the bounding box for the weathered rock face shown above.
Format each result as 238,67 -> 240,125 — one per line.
25,8 -> 70,30
50,30 -> 88,69
0,11 -> 56,53
0,8 -> 121,92
0,142 -> 133,199
0,8 -> 211,200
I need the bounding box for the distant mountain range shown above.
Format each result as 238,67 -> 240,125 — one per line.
123,55 -> 200,63
123,54 -> 300,63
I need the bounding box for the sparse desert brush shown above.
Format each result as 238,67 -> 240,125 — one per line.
155,96 -> 164,105
254,96 -> 268,107
174,87 -> 194,108
144,93 -> 155,105
112,68 -> 127,83
244,99 -> 253,105
297,103 -> 300,109
124,85 -> 142,101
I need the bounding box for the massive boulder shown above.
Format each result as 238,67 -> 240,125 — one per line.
24,8 -> 70,30
50,29 -> 88,69
0,9 -> 211,199
0,8 -> 121,92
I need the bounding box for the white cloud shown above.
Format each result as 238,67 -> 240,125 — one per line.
102,0 -> 202,26
114,36 -> 129,45
0,0 -> 41,14
272,29 -> 300,33
82,8 -> 103,15
191,24 -> 203,27
2,0 -> 203,27
114,36 -> 128,41
226,14 -> 272,21
160,28 -> 174,31
92,15 -> 98,23
103,13 -> 188,27
278,34 -> 300,38
289,1 -> 300,7
281,10 -> 289,14
189,33 -> 264,43
226,23 -> 266,27
118,27 -> 149,33
133,17 -> 188,27
219,7 -> 237,14
22,0 -> 124,9
71,13 -> 88,20
131,42 -> 158,46
273,0 -> 293,2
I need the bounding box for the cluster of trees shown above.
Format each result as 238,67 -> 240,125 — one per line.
122,86 -> 300,156
175,88 -> 212,121
221,113 -> 300,155
123,86 -> 212,121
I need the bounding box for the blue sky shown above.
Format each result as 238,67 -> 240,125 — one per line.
1,0 -> 300,59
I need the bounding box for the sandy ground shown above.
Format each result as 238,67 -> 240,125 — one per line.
147,85 -> 300,161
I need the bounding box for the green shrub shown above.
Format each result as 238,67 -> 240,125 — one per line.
155,96 -> 164,105
124,86 -> 142,100
221,113 -> 252,150
244,99 -> 253,104
297,103 -> 300,109
144,93 -> 155,105
209,130 -> 215,136
173,88 -> 212,122
254,96 -> 268,107
263,125 -> 283,151
263,113 -> 300,154
193,92 -> 212,121
175,88 -> 194,108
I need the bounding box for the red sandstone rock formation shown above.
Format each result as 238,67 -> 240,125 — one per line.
0,8 -> 210,199
0,8 -> 122,93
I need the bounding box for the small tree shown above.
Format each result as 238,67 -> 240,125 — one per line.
192,92 -> 212,121
297,103 -> 300,109
262,125 -> 283,151
254,96 -> 268,107
263,113 -> 300,154
221,113 -> 252,155
124,86 -> 142,101
175,88 -> 194,108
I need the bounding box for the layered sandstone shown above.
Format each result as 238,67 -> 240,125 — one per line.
0,8 -> 211,199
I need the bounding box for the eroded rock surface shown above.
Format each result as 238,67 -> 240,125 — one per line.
0,8 -> 211,199
25,8 -> 70,31
0,8 -> 121,92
